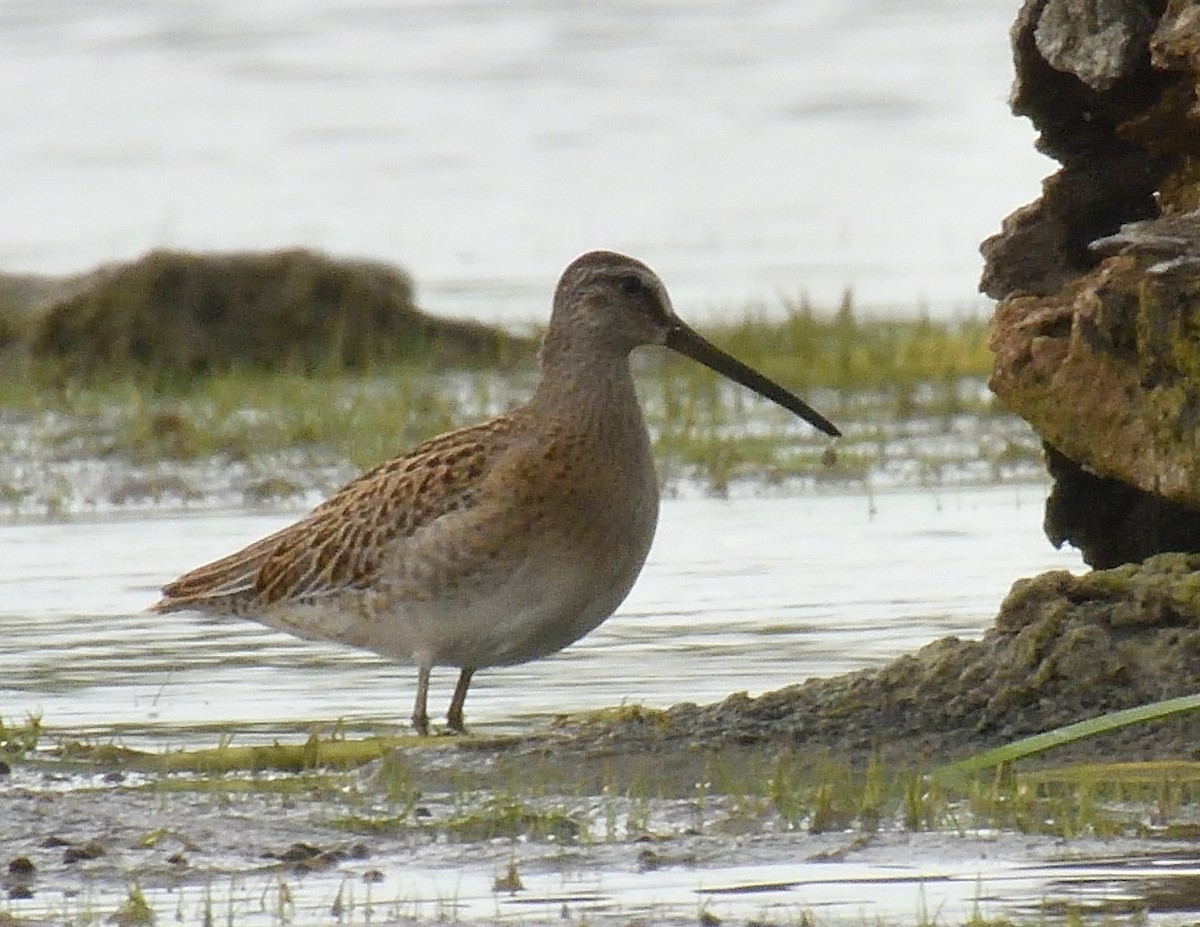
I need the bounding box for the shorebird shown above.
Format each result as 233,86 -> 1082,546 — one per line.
152,250 -> 840,735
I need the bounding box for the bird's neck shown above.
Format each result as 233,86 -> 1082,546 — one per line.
528,350 -> 647,439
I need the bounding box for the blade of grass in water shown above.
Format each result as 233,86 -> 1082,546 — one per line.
933,693 -> 1200,784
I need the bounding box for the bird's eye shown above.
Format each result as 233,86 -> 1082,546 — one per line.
618,273 -> 644,295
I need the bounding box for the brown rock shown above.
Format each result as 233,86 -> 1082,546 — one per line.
1034,0 -> 1155,92
983,0 -> 1200,566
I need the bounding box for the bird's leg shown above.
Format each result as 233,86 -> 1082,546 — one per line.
411,665 -> 432,736
446,667 -> 475,733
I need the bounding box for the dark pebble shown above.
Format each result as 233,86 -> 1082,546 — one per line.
637,848 -> 662,871
273,842 -> 321,863
7,885 -> 33,900
63,841 -> 105,864
40,836 -> 70,849
0,759 -> 11,776
8,857 -> 35,877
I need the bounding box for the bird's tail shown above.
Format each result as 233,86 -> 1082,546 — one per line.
150,531 -> 284,613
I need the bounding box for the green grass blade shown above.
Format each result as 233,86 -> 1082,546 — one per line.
933,692 -> 1200,783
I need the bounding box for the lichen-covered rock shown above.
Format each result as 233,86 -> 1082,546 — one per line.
1033,0 -> 1156,92
983,0 -> 1200,566
24,248 -> 527,379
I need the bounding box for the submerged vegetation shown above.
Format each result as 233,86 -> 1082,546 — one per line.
12,718 -> 1200,845
6,706 -> 1199,925
10,732 -> 1195,925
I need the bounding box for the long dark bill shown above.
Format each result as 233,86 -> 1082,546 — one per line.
665,323 -> 841,437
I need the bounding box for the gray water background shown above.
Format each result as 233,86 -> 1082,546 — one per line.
0,0 -> 1050,323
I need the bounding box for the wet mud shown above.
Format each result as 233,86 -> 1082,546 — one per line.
505,552 -> 1200,768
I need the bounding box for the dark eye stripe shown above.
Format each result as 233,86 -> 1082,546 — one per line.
618,273 -> 644,295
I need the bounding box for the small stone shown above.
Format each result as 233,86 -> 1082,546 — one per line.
7,857 -> 35,876
1034,0 -> 1154,90
265,842 -> 322,863
63,841 -> 105,864
637,848 -> 662,871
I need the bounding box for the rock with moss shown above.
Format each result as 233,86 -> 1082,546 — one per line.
982,0 -> 1200,567
0,271 -> 89,353
535,553 -> 1200,765
17,248 -> 529,380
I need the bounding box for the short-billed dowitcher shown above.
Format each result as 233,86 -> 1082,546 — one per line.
152,250 -> 839,734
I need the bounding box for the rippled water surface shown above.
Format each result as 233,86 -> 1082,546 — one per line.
9,488 -> 1200,926
2,484 -> 1079,747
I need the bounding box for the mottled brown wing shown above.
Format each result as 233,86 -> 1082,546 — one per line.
153,417 -> 512,612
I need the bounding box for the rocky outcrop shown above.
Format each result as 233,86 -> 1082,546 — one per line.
531,553 -> 1200,763
983,0 -> 1200,567
6,249 -> 528,379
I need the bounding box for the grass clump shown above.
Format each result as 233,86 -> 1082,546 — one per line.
0,290 -> 1014,504
101,365 -> 495,471
766,751 -> 944,833
109,885 -> 155,927
760,752 -> 1200,840
711,293 -> 991,399
961,761 -> 1200,838
444,795 -> 582,842
23,249 -> 530,381
0,713 -> 42,758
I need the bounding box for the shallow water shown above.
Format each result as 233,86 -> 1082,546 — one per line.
0,0 -> 1051,319
9,485 -> 1200,926
2,484 -> 1079,748
295,848 -> 1200,926
5,782 -> 1200,927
